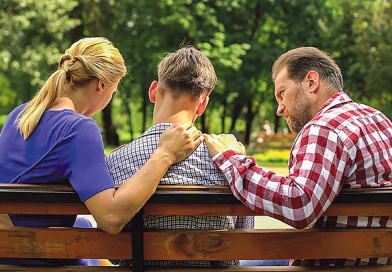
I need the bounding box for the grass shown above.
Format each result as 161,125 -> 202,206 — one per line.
253,165 -> 292,229
250,149 -> 290,168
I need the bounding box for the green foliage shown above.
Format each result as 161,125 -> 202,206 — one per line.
1,0 -> 392,144
0,0 -> 80,114
0,115 -> 8,126
251,149 -> 290,167
0,74 -> 15,111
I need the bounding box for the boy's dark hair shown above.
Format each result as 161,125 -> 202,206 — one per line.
158,46 -> 217,101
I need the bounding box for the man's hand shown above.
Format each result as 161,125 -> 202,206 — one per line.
203,134 -> 246,158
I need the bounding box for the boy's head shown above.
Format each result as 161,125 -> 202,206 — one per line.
157,46 -> 217,101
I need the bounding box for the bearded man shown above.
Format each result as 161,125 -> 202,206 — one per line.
204,47 -> 392,267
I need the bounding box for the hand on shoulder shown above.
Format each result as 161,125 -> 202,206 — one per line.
203,133 -> 246,158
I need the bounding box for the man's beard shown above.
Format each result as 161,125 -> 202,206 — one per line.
288,85 -> 313,133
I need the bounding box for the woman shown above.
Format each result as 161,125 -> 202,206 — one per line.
0,37 -> 203,265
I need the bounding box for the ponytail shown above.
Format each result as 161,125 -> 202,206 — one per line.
16,37 -> 126,140
16,69 -> 67,139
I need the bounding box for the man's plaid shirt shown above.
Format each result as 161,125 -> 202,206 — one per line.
213,92 -> 392,267
106,123 -> 254,267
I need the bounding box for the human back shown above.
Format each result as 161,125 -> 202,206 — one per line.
204,46 -> 392,267
0,37 -> 126,227
0,38 -> 204,266
106,46 -> 253,267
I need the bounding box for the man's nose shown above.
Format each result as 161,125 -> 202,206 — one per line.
276,103 -> 285,116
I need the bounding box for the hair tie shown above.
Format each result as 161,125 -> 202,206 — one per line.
59,54 -> 74,68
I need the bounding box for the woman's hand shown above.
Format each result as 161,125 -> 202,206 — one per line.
87,122 -> 203,235
204,134 -> 246,158
157,122 -> 203,164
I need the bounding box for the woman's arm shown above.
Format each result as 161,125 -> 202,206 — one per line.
85,122 -> 203,234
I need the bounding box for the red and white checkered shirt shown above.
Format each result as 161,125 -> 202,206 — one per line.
213,92 -> 392,266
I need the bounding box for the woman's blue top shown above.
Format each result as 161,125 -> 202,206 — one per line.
0,103 -> 115,265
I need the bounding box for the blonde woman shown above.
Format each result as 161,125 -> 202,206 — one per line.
0,37 -> 203,266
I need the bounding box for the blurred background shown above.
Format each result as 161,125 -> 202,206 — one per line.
1,0 -> 391,157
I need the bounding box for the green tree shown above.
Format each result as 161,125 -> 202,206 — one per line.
0,0 -> 80,115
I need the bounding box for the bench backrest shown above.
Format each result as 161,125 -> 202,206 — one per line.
0,184 -> 391,272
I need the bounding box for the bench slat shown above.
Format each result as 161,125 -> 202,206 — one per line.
144,203 -> 392,217
1,265 -> 392,271
0,265 -> 132,271
1,185 -> 392,205
1,265 -> 392,272
1,184 -> 391,272
1,202 -> 392,217
147,267 -> 392,272
143,228 -> 392,260
0,227 -> 132,259
2,227 -> 391,261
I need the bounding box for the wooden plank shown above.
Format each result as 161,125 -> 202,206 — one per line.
0,202 -> 89,214
1,202 -> 392,217
2,227 -> 391,261
1,184 -> 392,205
1,265 -> 392,272
0,227 -> 132,259
143,204 -> 257,216
144,203 -> 392,217
0,265 -> 132,271
143,228 -> 392,260
0,184 -> 231,192
322,203 -> 392,217
146,267 -> 392,272
156,186 -> 232,192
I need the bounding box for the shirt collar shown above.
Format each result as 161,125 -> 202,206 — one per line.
315,91 -> 353,117
140,123 -> 173,137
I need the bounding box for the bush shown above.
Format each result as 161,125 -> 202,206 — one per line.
250,149 -> 290,167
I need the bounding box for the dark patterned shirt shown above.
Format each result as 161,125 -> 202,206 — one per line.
106,123 -> 254,267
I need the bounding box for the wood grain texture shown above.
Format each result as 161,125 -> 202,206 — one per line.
1,227 -> 391,261
0,202 -> 90,214
0,227 -> 132,259
1,265 -> 392,271
142,228 -> 392,260
1,202 -> 391,217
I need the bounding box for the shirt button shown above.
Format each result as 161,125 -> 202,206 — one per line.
279,196 -> 284,202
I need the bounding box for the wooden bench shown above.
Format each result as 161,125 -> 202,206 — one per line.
249,133 -> 297,152
0,183 -> 391,272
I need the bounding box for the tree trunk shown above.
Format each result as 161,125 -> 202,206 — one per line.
88,0 -> 119,146
125,100 -> 134,141
274,114 -> 280,133
230,102 -> 242,132
102,101 -> 119,146
221,102 -> 227,133
220,88 -> 228,133
200,112 -> 208,134
70,0 -> 84,43
244,99 -> 256,145
141,82 -> 148,132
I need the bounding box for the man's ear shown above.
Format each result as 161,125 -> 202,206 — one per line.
97,80 -> 105,95
306,71 -> 320,93
196,96 -> 209,116
148,81 -> 158,103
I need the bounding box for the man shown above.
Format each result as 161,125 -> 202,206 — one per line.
106,46 -> 253,267
204,47 -> 392,267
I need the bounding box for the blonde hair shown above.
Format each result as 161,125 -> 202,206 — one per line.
17,37 -> 126,139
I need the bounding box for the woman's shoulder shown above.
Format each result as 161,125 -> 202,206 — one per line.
6,103 -> 28,120
43,110 -> 99,133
